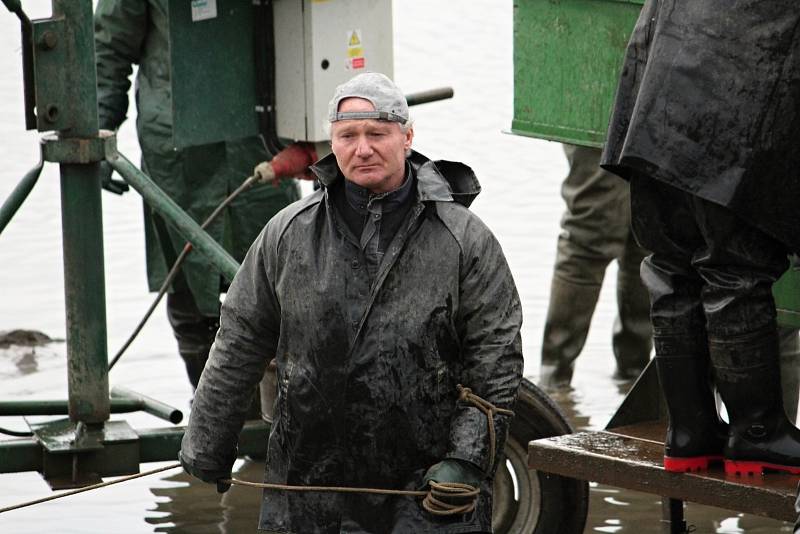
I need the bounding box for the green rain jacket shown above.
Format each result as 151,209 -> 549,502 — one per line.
94,0 -> 299,316
181,152 -> 524,533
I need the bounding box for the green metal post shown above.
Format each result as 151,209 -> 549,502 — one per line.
55,0 -> 109,423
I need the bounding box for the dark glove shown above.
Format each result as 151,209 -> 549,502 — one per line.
179,450 -> 233,494
421,459 -> 483,515
422,458 -> 483,489
99,161 -> 129,195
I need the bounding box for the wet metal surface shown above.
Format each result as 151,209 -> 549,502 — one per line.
529,428 -> 799,522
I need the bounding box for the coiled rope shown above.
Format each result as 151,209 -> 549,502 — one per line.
0,387 -> 512,517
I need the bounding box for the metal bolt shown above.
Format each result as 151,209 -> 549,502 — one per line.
45,105 -> 59,123
39,31 -> 58,50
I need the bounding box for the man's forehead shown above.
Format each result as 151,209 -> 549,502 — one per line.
338,97 -> 375,111
331,116 -> 399,131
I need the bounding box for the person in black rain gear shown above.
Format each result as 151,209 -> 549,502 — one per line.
602,0 -> 800,474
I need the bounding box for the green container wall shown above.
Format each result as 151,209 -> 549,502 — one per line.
511,0 -> 800,324
512,0 -> 643,147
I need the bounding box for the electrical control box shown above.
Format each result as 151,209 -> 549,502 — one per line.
273,0 -> 394,142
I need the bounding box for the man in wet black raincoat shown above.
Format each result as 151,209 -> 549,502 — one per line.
602,1 -> 800,475
180,72 -> 524,533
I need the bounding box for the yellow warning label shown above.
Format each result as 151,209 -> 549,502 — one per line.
348,31 -> 361,47
348,47 -> 364,58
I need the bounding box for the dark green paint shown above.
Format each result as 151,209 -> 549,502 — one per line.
167,0 -> 259,148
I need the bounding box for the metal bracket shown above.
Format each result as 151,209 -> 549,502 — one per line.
30,418 -> 139,490
31,16 -> 69,131
606,359 -> 666,430
40,131 -> 112,164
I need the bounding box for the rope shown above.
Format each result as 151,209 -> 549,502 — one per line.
224,477 -> 427,497
0,463 -> 181,514
0,387 -> 508,517
222,477 -> 478,516
422,481 -> 479,515
108,175 -> 259,370
456,384 -> 515,471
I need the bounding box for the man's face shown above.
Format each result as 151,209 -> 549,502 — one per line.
330,97 -> 413,194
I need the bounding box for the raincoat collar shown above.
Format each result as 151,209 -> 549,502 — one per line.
310,150 -> 481,208
344,161 -> 416,216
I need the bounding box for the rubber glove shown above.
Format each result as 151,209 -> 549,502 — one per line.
99,161 -> 129,195
423,458 -> 483,489
179,450 -> 233,494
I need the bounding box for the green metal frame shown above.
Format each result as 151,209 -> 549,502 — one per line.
511,0 -> 643,147
0,0 -> 254,489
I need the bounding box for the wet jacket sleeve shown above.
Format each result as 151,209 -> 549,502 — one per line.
94,0 -> 147,130
179,223 -> 282,479
447,216 -> 523,475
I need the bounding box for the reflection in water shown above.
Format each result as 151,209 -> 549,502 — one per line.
146,460 -> 262,533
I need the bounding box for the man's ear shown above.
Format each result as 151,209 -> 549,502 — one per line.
404,126 -> 414,151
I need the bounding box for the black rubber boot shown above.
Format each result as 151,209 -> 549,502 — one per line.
710,327 -> 800,476
654,335 -> 727,472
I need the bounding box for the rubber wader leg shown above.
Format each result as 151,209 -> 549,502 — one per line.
540,276 -> 602,390
613,248 -> 653,380
166,291 -> 219,390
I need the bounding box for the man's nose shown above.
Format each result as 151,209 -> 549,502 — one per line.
355,136 -> 373,157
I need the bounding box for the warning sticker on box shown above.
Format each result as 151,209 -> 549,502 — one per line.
191,0 -> 217,22
346,29 -> 365,70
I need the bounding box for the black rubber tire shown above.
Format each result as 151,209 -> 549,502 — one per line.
492,378 -> 589,534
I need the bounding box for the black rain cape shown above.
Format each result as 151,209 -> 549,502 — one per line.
602,0 -> 800,253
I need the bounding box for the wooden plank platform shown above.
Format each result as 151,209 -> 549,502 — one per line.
528,423 -> 799,522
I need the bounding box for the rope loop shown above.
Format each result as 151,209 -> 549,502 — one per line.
421,481 -> 480,516
456,384 -> 515,472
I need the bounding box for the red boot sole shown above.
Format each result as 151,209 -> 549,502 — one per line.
664,455 -> 724,473
724,460 -> 800,476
